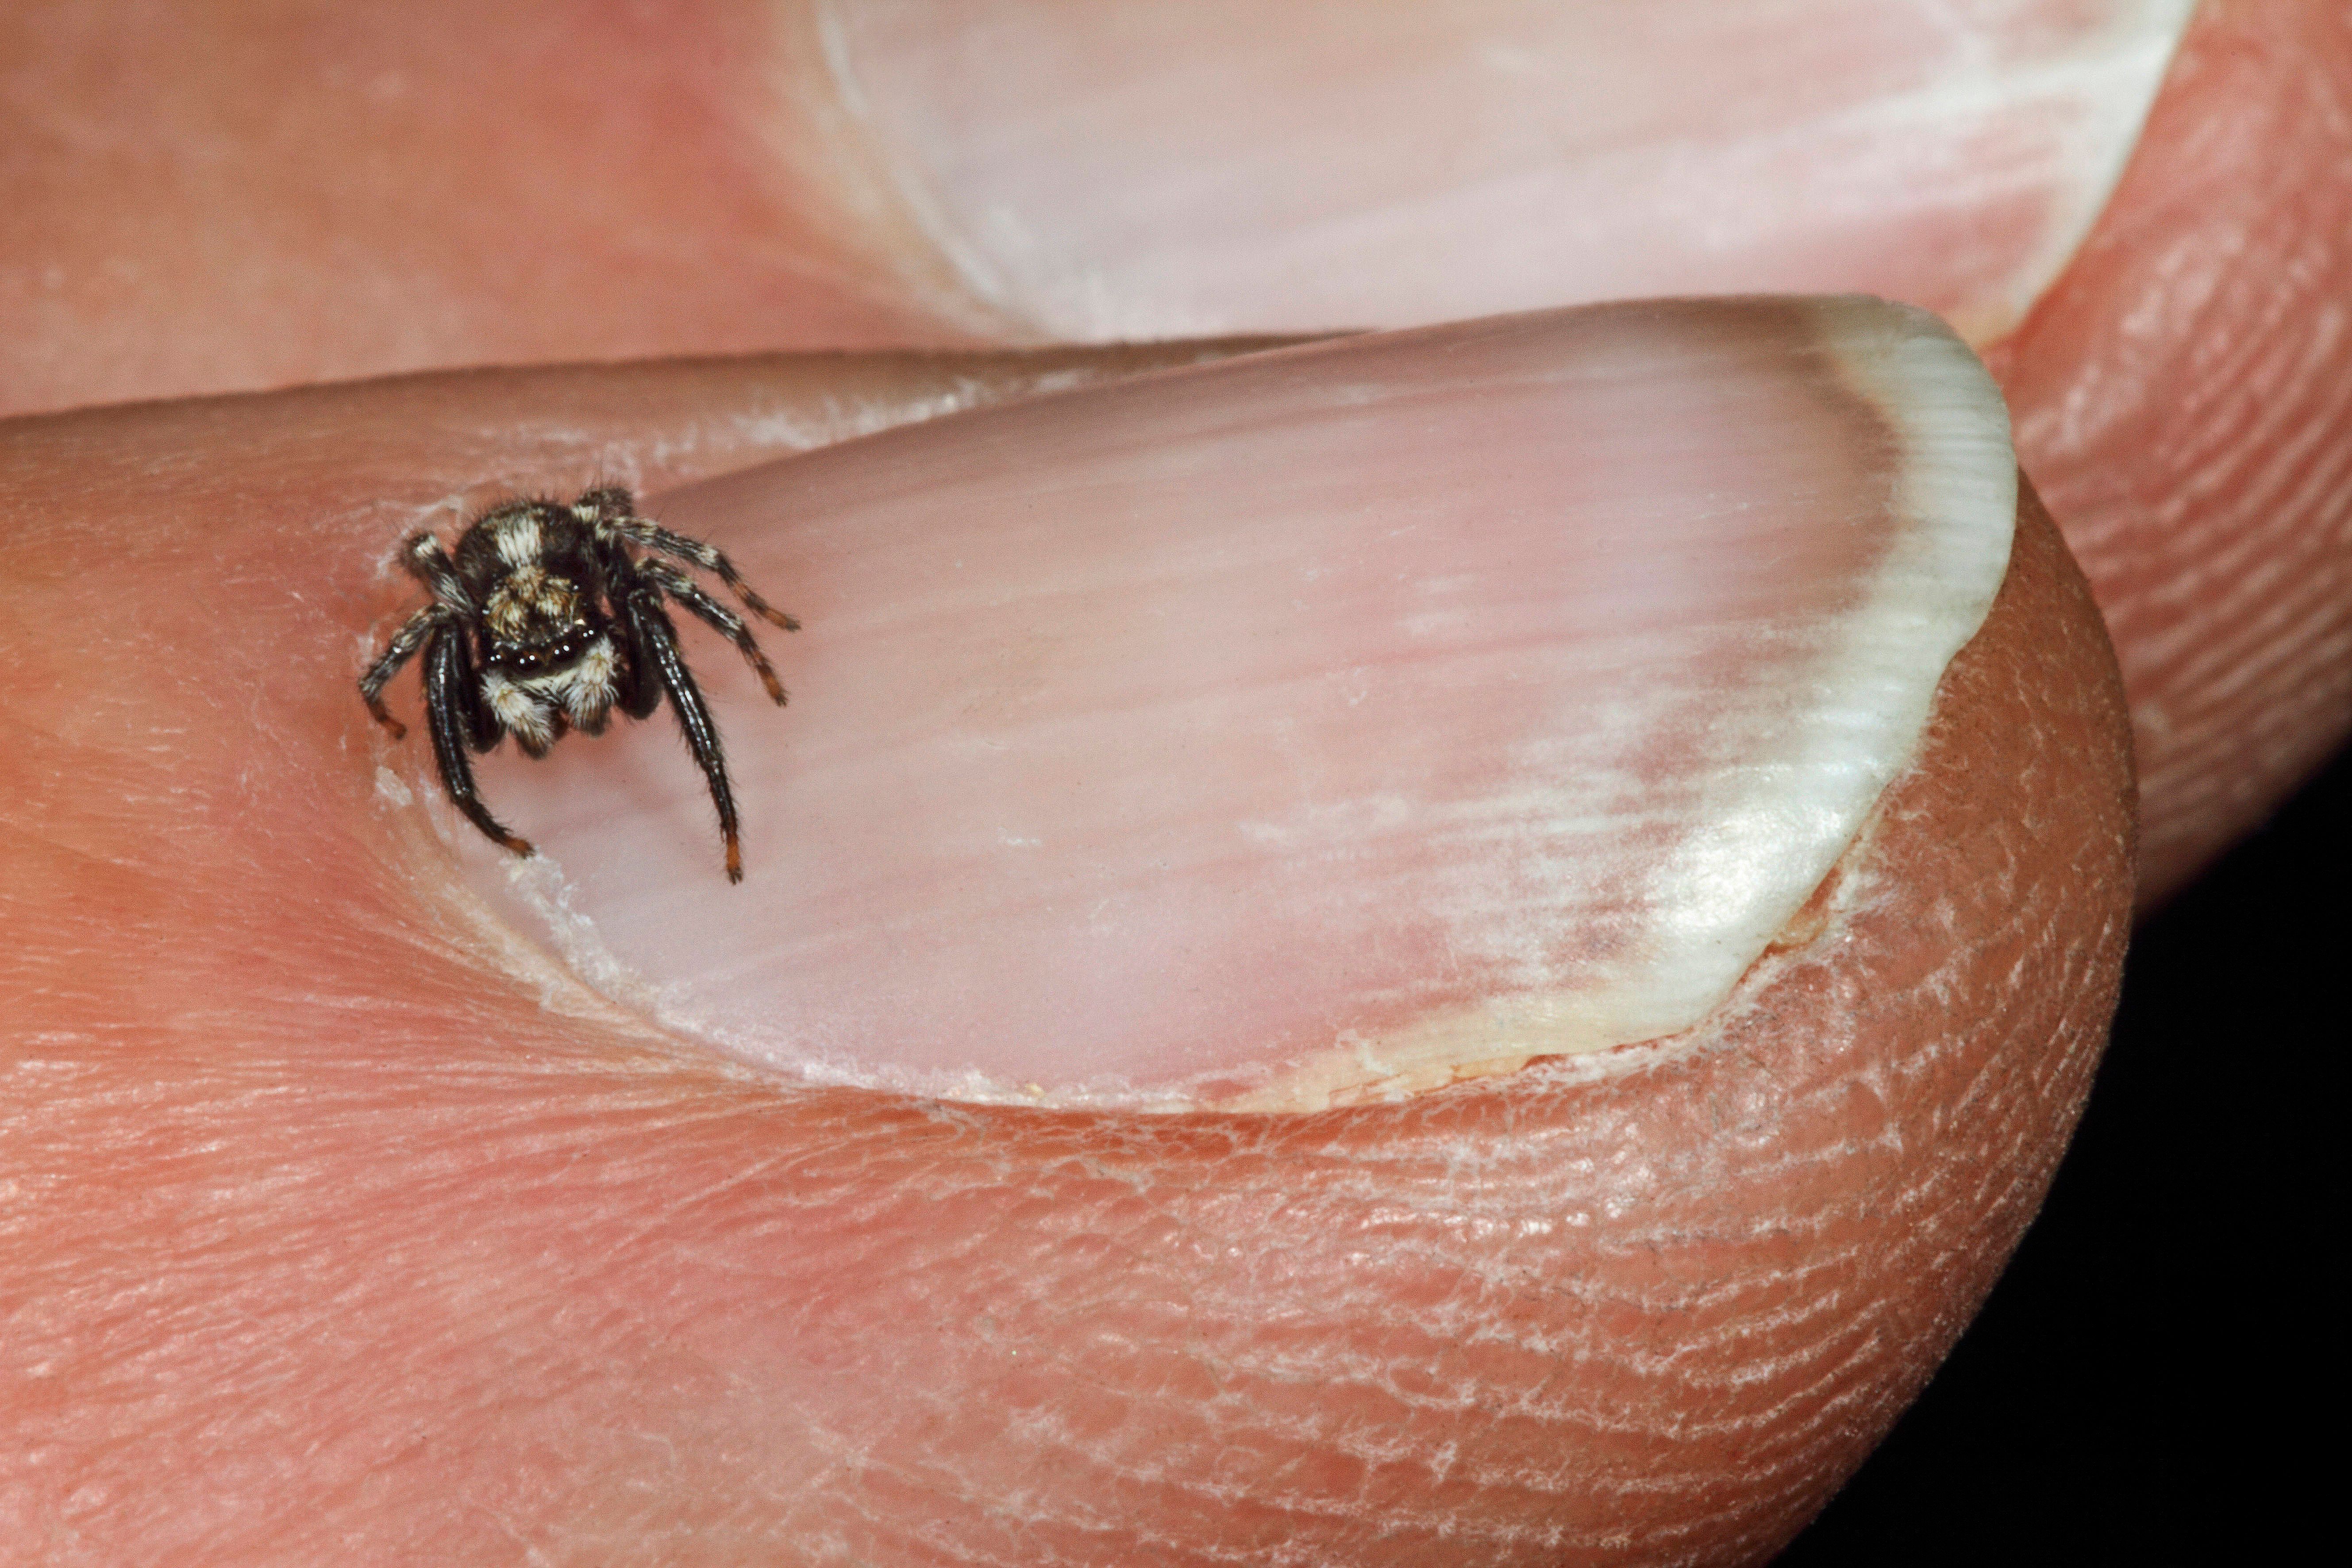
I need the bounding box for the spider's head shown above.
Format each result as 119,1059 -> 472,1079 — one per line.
481,571 -> 620,750
483,618 -> 621,753
483,565 -> 582,649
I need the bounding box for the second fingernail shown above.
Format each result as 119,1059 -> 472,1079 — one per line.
825,0 -> 2190,342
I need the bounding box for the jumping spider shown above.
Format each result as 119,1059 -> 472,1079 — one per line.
360,486 -> 797,883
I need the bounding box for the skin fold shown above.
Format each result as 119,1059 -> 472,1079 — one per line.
0,0 -> 2333,1560
1,348 -> 2129,1563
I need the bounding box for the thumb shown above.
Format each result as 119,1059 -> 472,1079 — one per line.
4,301 -> 2132,1562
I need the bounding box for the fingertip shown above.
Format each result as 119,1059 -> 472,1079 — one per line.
1998,0 -> 2352,902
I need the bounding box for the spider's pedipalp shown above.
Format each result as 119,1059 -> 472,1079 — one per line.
620,586 -> 747,883
481,663 -> 560,756
642,560 -> 789,705
423,625 -> 531,858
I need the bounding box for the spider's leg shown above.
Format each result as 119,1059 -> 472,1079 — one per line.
601,546 -> 665,721
622,588 -> 746,882
358,604 -> 443,739
424,626 -> 532,858
573,485 -> 638,523
398,530 -> 473,612
446,628 -> 504,753
590,500 -> 799,632
612,642 -> 664,723
642,560 -> 789,705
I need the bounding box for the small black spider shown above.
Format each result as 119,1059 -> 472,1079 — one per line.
360,485 -> 797,883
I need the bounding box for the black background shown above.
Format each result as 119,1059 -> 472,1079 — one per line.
1778,740 -> 2340,1562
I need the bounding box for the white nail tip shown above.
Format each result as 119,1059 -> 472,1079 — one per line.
459,300 -> 2014,1110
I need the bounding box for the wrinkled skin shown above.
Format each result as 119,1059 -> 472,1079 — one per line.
1985,0 -> 2352,900
0,1 -> 2341,1562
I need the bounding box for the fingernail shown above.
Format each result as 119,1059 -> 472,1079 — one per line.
438,298 -> 2013,1108
824,0 -> 2191,342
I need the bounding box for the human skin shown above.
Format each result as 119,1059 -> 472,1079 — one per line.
1,312 -> 2130,1563
0,0 -> 2333,1560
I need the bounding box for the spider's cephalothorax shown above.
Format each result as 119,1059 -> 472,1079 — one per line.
359,486 -> 798,883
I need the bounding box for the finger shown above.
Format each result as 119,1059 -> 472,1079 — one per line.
3,1 -> 2189,414
0,0 -> 1026,415
2,305 -> 2132,1560
1991,0 -> 2352,901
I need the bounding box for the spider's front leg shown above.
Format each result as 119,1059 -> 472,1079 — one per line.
398,528 -> 471,609
580,488 -> 800,633
359,604 -> 445,740
618,586 -> 748,882
640,561 -> 790,705
423,625 -> 532,859
362,532 -> 477,740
